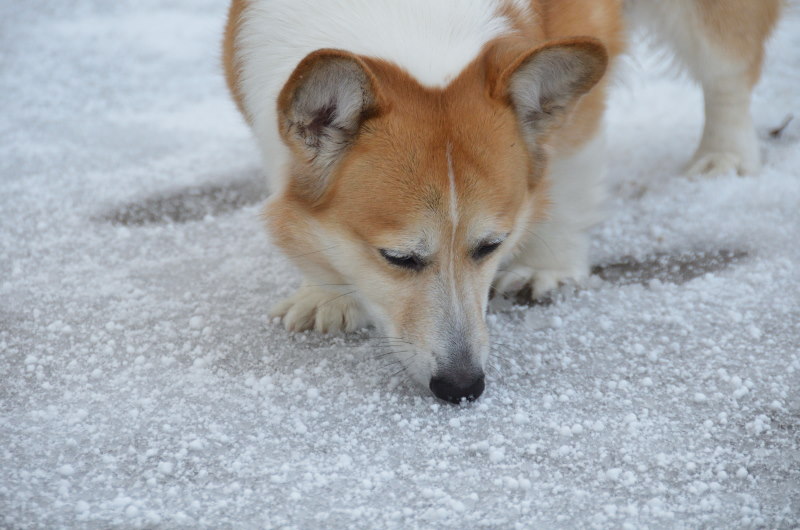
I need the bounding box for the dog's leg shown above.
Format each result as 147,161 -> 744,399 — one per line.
269,282 -> 371,333
628,0 -> 780,176
682,0 -> 780,176
495,134 -> 607,300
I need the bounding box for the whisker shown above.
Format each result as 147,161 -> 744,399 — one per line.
381,360 -> 403,370
374,350 -> 403,359
385,350 -> 418,372
373,339 -> 413,345
371,340 -> 414,349
286,245 -> 339,260
521,228 -> 556,260
370,336 -> 414,345
486,362 -> 499,376
316,290 -> 357,308
491,341 -> 519,349
390,366 -> 408,378
495,268 -> 530,282
492,357 -> 514,370
374,347 -> 409,353
373,341 -> 411,349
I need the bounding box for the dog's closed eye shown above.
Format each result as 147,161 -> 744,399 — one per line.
380,249 -> 426,271
471,239 -> 504,261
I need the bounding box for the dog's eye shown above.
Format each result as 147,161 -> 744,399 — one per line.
380,249 -> 425,271
472,240 -> 502,260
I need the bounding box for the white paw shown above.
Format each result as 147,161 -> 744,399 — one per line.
494,265 -> 586,301
685,151 -> 759,177
269,286 -> 370,333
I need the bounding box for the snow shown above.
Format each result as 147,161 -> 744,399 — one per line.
1,1 -> 799,528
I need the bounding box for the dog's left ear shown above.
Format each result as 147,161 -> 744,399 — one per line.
278,49 -> 382,202
489,38 -> 608,143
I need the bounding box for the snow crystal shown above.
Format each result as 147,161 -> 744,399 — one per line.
488,447 -> 505,463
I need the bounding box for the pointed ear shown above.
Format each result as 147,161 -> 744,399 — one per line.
490,38 -> 608,141
277,49 -> 382,201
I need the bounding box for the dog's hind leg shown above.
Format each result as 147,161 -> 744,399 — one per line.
627,0 -> 781,176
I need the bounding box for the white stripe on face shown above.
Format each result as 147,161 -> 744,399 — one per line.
446,142 -> 459,232
445,143 -> 462,321
440,143 -> 485,372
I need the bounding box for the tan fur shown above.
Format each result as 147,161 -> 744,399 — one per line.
537,0 -> 625,152
695,0 -> 781,85
488,0 -> 626,152
223,0 -> 249,121
266,53 -> 544,345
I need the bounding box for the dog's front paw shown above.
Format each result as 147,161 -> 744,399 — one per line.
269,286 -> 370,333
685,150 -> 759,177
494,265 -> 586,302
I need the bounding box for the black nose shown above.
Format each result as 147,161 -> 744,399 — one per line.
429,374 -> 485,404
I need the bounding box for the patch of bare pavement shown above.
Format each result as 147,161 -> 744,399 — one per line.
591,249 -> 748,285
98,174 -> 267,226
500,249 -> 748,306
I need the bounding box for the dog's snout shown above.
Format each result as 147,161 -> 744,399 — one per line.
429,373 -> 485,404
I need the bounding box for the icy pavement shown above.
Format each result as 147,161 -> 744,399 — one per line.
1,1 -> 799,528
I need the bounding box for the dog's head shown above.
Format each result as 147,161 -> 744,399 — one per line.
266,37 -> 607,402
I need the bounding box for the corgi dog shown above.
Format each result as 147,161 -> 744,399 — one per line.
223,0 -> 779,403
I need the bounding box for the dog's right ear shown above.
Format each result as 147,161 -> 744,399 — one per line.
278,49 -> 382,202
487,37 -> 607,144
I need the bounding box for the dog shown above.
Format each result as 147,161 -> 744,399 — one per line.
223,0 -> 780,403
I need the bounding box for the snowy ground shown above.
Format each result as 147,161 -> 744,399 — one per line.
2,1 -> 799,528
